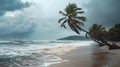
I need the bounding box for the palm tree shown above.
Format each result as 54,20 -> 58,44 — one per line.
109,24 -> 120,41
89,24 -> 120,49
89,24 -> 105,34
58,3 -> 120,50
113,24 -> 120,29
89,24 -> 107,46
58,3 -> 87,34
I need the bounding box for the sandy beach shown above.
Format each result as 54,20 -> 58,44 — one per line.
46,44 -> 120,67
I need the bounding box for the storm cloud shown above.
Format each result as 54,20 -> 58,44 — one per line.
0,0 -> 119,39
0,0 -> 31,16
85,0 -> 120,28
0,0 -> 35,39
0,15 -> 36,39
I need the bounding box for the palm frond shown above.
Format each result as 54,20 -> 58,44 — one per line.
59,11 -> 67,16
68,21 -> 75,31
61,24 -> 66,29
75,8 -> 82,11
89,24 -> 105,33
85,32 -> 88,38
65,3 -> 77,15
76,11 -> 84,14
72,24 -> 80,34
69,19 -> 81,34
73,16 -> 86,22
74,23 -> 82,31
58,17 -> 66,23
72,19 -> 84,26
60,20 -> 67,28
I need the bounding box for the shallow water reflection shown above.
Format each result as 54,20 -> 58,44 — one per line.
91,45 -> 116,67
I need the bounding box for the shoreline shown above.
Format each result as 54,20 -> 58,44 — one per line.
40,45 -> 78,67
48,45 -> 93,67
41,41 -> 94,56
41,45 -> 78,55
47,44 -> 120,67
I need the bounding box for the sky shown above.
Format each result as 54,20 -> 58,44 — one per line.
0,0 -> 119,40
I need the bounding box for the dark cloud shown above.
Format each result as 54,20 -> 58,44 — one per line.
0,0 -> 31,16
85,0 -> 120,28
0,16 -> 36,39
0,0 -> 34,39
0,30 -> 34,39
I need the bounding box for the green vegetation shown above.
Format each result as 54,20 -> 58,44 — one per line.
58,3 -> 86,34
108,24 -> 120,42
89,24 -> 120,49
58,3 -> 120,50
58,35 -> 91,40
89,24 -> 106,34
88,24 -> 107,46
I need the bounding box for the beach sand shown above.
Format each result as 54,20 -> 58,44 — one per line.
41,45 -> 77,55
46,44 -> 120,67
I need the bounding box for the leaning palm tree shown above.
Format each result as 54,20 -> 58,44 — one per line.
89,24 -> 107,46
58,3 -> 87,34
89,24 -> 120,49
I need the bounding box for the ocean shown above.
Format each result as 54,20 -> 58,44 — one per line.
0,40 -> 93,67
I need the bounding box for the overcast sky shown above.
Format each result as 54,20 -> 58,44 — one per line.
0,0 -> 119,40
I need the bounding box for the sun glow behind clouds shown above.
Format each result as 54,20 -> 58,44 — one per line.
4,11 -> 22,17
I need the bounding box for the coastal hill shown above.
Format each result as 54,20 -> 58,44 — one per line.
57,35 -> 91,40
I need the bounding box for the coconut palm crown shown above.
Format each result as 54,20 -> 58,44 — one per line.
89,24 -> 105,33
58,3 -> 86,34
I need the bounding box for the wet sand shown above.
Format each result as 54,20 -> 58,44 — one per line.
49,44 -> 120,67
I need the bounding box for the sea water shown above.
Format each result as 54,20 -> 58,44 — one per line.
0,40 -> 93,67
